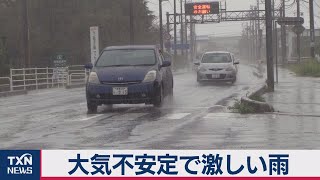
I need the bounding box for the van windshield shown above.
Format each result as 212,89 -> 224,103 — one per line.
201,53 -> 232,63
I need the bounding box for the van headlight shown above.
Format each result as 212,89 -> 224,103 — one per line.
143,70 -> 157,83
199,67 -> 206,72
88,72 -> 100,84
226,67 -> 234,71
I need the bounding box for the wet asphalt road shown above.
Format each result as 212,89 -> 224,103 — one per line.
1,64 -> 319,149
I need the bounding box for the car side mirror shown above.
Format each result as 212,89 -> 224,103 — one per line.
84,63 -> 93,69
162,61 -> 171,67
194,62 -> 200,66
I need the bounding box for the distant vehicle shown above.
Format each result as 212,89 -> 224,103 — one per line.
194,51 -> 239,84
85,45 -> 174,113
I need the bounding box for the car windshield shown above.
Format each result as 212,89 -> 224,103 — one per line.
96,49 -> 156,67
201,53 -> 232,63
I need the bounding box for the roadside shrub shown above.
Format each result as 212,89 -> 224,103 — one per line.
229,94 -> 267,114
289,59 -> 320,77
229,100 -> 255,114
250,95 -> 265,102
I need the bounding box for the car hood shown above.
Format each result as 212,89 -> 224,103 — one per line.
200,63 -> 233,69
94,66 -> 154,82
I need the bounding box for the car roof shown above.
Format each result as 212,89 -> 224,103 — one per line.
103,45 -> 158,51
204,51 -> 231,54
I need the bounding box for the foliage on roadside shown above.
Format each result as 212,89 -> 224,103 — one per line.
289,59 -> 320,77
229,100 -> 255,114
229,95 -> 266,114
250,95 -> 265,102
0,0 -> 159,67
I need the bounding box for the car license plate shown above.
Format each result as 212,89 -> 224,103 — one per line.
212,74 -> 220,79
112,87 -> 128,96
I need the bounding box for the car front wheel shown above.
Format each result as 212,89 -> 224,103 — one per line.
231,77 -> 237,84
87,101 -> 98,114
153,85 -> 163,107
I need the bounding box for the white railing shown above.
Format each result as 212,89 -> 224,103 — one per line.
0,77 -> 11,92
316,54 -> 320,63
0,65 -> 88,93
68,72 -> 88,86
67,65 -> 90,86
10,67 -> 68,91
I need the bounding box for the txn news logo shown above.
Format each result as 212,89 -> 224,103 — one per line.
0,150 -> 40,180
7,153 -> 33,175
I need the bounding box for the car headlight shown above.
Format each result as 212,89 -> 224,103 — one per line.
88,72 -> 100,84
199,67 -> 206,72
225,67 -> 234,71
143,70 -> 157,83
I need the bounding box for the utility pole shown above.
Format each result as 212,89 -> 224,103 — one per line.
281,0 -> 287,64
180,0 -> 184,55
173,0 -> 177,57
249,8 -> 253,61
309,0 -> 315,58
251,7 -> 255,61
185,0 -> 189,59
159,0 -> 164,50
257,0 -> 261,60
254,6 -> 258,61
265,0 -> 275,91
22,0 -> 30,67
297,0 -> 301,62
190,18 -> 194,61
129,0 -> 134,45
166,12 -> 171,53
246,24 -> 250,61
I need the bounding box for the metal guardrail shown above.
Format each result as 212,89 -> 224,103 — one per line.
0,65 -> 88,93
0,77 -> 11,92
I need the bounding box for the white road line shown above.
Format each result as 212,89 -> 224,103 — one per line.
203,113 -> 245,119
4,104 -> 31,109
166,113 -> 191,120
109,113 -> 148,121
79,114 -> 106,121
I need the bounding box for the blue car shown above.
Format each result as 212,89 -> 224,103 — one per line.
85,45 -> 174,113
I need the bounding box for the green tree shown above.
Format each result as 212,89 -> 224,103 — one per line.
0,0 -> 159,67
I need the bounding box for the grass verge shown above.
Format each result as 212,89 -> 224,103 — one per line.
289,59 -> 320,77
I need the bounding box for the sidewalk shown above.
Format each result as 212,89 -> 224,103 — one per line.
264,67 -> 320,116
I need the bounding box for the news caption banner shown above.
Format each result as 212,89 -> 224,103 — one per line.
1,150 -> 320,180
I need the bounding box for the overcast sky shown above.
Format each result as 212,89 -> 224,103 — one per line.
147,0 -> 320,37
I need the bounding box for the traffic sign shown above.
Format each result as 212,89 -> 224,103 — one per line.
52,54 -> 67,67
185,2 -> 220,15
277,17 -> 304,26
292,24 -> 305,35
172,44 -> 190,50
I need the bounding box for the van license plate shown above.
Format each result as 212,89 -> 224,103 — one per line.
212,74 -> 220,79
113,87 -> 128,95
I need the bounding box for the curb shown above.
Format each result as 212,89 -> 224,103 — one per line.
65,84 -> 86,89
0,90 -> 28,97
240,83 -> 274,113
